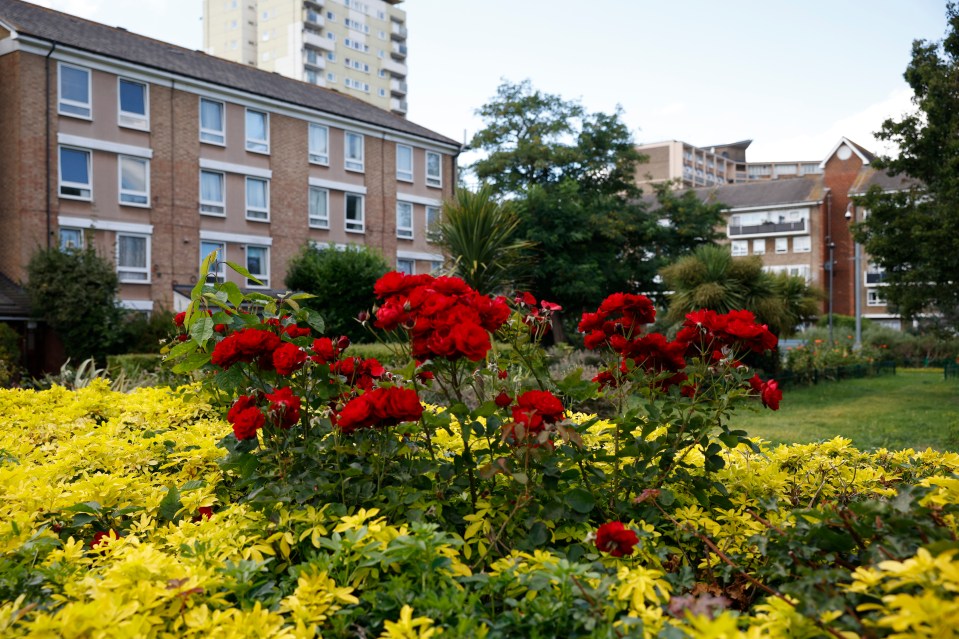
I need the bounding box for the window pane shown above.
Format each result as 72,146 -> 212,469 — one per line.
61,65 -> 89,104
246,110 -> 268,151
309,124 -> 328,162
120,158 -> 147,192
397,259 -> 414,275
309,187 -> 328,226
119,79 -> 146,115
118,236 -> 146,268
246,246 -> 268,286
346,193 -> 363,231
247,179 -> 267,208
201,171 -> 224,203
201,99 -> 223,131
397,145 -> 412,179
59,228 -> 83,251
61,148 -> 89,184
397,202 -> 412,238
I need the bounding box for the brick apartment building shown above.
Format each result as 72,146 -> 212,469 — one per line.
656,138 -> 912,329
0,0 -> 458,367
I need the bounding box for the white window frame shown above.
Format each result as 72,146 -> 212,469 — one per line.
245,176 -> 270,222
396,201 -> 413,239
425,151 -> 442,188
59,227 -> 84,251
308,186 -> 330,229
200,240 -> 227,282
199,98 -> 226,145
199,170 -> 226,216
58,146 -> 92,201
752,238 -> 765,255
396,144 -> 413,182
245,109 -> 270,154
396,258 -> 415,275
425,205 -> 441,243
793,236 -> 811,253
245,245 -> 270,288
308,123 -> 329,165
118,155 -> 150,207
345,131 -> 364,172
117,77 -> 149,130
775,237 -> 789,254
867,289 -> 885,307
345,192 -> 365,233
116,232 -> 151,284
58,62 -> 92,119
730,240 -> 748,257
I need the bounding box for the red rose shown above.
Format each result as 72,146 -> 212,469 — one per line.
450,322 -> 491,361
595,521 -> 638,557
273,342 -> 307,376
312,337 -> 337,363
265,386 -> 302,428
282,324 -> 312,339
494,391 -> 512,408
90,530 -> 120,549
516,390 -> 565,423
377,386 -> 423,424
227,394 -> 264,440
760,379 -> 782,410
336,394 -> 376,434
174,311 -> 186,327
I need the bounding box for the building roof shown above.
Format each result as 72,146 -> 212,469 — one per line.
0,272 -> 30,320
667,176 -> 825,210
0,0 -> 459,148
849,167 -> 920,195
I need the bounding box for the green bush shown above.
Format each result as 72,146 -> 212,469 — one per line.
115,308 -> 176,354
284,243 -> 390,343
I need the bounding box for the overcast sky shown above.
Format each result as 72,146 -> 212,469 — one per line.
24,0 -> 950,163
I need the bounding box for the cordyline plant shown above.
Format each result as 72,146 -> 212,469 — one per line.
166,253 -> 782,563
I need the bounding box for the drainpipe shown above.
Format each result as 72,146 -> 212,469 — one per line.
44,42 -> 57,249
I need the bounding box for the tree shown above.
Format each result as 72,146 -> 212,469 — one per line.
26,247 -> 124,363
435,185 -> 533,296
660,244 -> 821,337
854,4 -> 959,326
284,243 -> 390,342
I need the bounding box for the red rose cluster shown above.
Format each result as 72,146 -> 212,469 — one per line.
749,374 -> 782,410
595,521 -> 639,557
502,389 -> 565,445
212,328 -> 282,369
334,386 -> 424,434
373,272 -> 510,362
226,387 -> 303,440
676,309 -> 777,360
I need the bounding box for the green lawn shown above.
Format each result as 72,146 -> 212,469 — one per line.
729,368 -> 959,451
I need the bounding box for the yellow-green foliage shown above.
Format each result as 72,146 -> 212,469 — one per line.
1,383 -> 959,637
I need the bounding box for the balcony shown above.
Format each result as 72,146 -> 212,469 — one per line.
391,22 -> 408,40
391,42 -> 407,59
303,0 -> 324,9
390,78 -> 407,96
303,52 -> 325,69
727,219 -> 806,237
380,58 -> 407,77
391,97 -> 408,114
304,30 -> 334,52
865,271 -> 887,286
304,10 -> 324,29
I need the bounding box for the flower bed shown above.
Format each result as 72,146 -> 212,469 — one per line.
2,267 -> 958,637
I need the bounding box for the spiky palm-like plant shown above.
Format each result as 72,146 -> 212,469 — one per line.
436,185 -> 533,296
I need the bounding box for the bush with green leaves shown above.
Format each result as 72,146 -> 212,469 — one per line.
284,243 -> 390,342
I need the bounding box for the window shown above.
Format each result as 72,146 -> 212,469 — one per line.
59,63 -> 91,118
327,72 -> 337,82
326,52 -> 336,61
793,236 -> 811,253
378,88 -> 386,97
200,240 -> 226,281
396,144 -> 413,181
426,151 -> 442,188
118,156 -> 150,206
246,177 -> 270,221
731,240 -> 748,257
775,237 -> 788,254
200,98 -> 225,145
345,193 -> 364,232
308,186 -> 329,228
396,201 -> 413,239
117,233 -> 150,283
867,290 -> 886,306
245,109 -> 269,153
200,170 -> 225,215
59,147 -> 92,200
245,245 -> 269,287
308,123 -> 329,164
59,227 -> 83,251
426,205 -> 440,242
429,260 -> 444,274
752,238 -> 765,255
345,131 -> 364,171
397,258 -> 414,275
118,78 -> 148,129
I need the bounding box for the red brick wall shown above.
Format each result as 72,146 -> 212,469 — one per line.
822,152 -> 864,317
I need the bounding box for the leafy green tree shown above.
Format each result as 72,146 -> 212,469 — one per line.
660,244 -> 820,337
26,247 -> 124,363
854,4 -> 959,326
436,185 -> 533,295
284,243 -> 390,342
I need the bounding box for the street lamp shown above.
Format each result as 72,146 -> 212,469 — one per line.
845,203 -> 862,350
826,241 -> 835,342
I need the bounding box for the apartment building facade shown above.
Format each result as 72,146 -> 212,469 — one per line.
668,138 -> 905,329
0,0 -> 457,324
204,0 -> 408,116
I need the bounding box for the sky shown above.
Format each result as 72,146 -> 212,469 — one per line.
23,0 -> 950,163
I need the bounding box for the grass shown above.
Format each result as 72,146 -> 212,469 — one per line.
729,368 -> 959,451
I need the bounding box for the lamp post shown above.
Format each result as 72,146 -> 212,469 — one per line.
845,203 -> 862,350
826,241 -> 835,342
